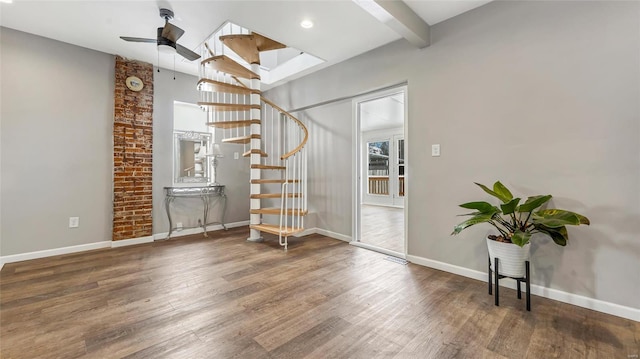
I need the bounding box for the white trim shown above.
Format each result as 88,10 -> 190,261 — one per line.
407,254 -> 640,322
297,227 -> 351,242
350,241 -> 405,259
316,228 -> 351,242
352,86 -> 409,257
0,241 -> 111,265
111,235 -> 154,248
294,228 -> 317,237
0,221 -> 251,266
224,220 -> 251,229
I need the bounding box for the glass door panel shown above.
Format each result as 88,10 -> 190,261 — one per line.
367,140 -> 390,197
393,136 -> 405,207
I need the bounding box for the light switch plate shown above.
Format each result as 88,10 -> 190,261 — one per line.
69,217 -> 79,228
431,144 -> 441,157
234,152 -> 239,160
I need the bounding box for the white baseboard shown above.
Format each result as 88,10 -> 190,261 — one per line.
0,221 -> 251,267
313,228 -> 352,242
267,227 -> 352,243
0,241 -> 112,266
294,228 -> 318,237
111,235 -> 155,248
407,254 -> 640,322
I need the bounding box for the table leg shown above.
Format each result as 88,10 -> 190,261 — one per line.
201,195 -> 209,237
220,194 -> 227,230
165,197 -> 174,239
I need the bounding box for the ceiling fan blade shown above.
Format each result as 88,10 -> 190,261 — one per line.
161,22 -> 185,43
120,36 -> 156,43
176,44 -> 201,61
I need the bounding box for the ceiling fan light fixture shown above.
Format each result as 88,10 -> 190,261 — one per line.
158,43 -> 177,54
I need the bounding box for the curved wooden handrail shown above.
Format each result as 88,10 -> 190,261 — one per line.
260,97 -> 308,160
231,76 -> 308,160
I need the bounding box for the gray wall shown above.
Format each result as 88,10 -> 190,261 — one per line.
266,1 -> 640,309
301,101 -> 353,235
153,69 -> 250,233
1,27 -> 251,256
1,27 -> 114,255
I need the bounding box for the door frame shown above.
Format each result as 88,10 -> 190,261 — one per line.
351,85 -> 408,258
392,134 -> 405,207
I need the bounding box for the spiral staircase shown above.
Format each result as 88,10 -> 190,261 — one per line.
197,26 -> 308,250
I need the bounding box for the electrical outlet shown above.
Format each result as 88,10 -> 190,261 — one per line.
431,144 -> 441,157
69,217 -> 80,228
176,222 -> 183,231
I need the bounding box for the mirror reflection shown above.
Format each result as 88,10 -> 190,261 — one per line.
173,131 -> 211,184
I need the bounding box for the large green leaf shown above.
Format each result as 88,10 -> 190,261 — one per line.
517,195 -> 552,213
500,198 -> 521,215
459,201 -> 497,213
475,182 -> 512,203
511,230 -> 532,247
451,213 -> 495,235
532,209 -> 582,228
575,213 -> 591,225
535,224 -> 568,246
493,181 -> 514,202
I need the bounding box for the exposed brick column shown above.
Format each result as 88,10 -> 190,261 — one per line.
112,56 -> 154,241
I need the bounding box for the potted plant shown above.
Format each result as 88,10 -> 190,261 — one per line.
451,181 -> 590,277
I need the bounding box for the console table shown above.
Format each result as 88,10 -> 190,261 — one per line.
163,186 -> 227,239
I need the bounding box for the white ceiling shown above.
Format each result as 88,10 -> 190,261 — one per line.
360,93 -> 404,132
0,0 -> 491,86
406,0 -> 493,25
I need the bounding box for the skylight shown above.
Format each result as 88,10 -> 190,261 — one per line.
196,21 -> 324,86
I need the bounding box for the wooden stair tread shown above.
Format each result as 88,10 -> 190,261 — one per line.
251,193 -> 302,199
220,33 -> 286,65
243,149 -> 268,157
200,55 -> 260,79
250,224 -> 304,236
253,33 -> 287,52
197,102 -> 260,112
197,79 -> 260,95
251,208 -> 308,215
251,164 -> 286,170
251,179 -> 300,184
207,120 -> 260,129
221,134 -> 261,144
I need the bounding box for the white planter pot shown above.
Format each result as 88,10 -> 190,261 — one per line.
487,237 -> 531,278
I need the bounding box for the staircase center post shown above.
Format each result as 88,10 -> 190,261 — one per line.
247,63 -> 263,242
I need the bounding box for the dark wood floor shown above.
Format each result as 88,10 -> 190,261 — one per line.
1,227 -> 638,358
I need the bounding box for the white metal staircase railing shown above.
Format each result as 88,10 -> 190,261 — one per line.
263,98 -> 308,250
197,22 -> 308,250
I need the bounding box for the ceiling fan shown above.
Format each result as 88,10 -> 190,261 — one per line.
120,8 -> 200,61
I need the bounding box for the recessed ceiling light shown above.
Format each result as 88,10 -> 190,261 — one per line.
300,20 -> 313,29
0,0 -> 14,4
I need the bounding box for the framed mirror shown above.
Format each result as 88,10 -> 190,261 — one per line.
173,131 -> 211,184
